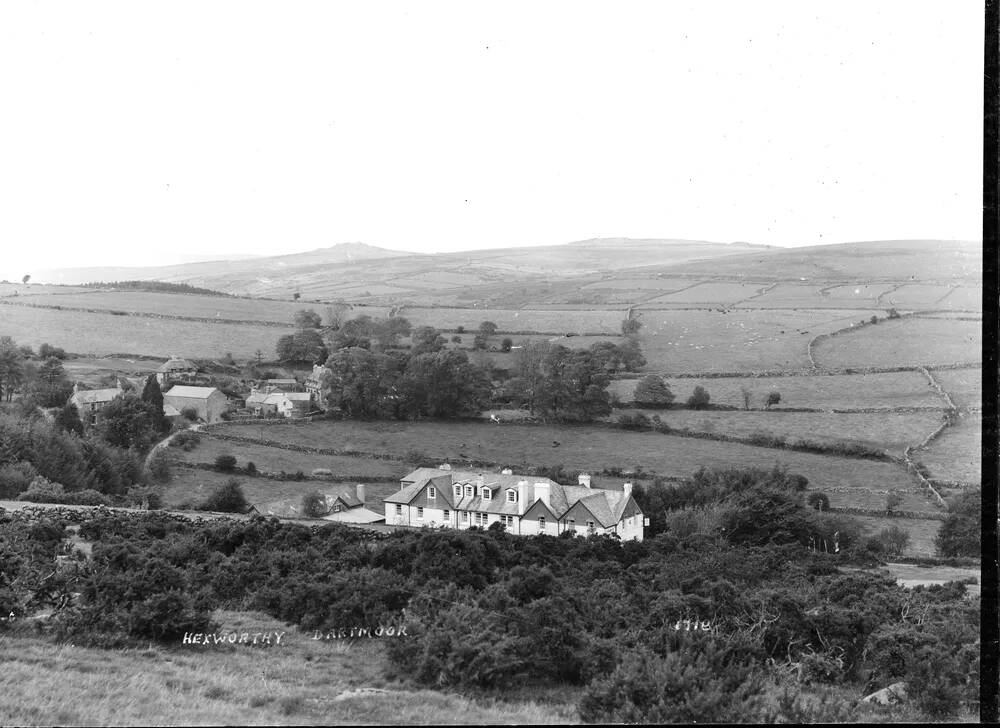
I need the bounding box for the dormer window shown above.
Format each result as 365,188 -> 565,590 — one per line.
482,488 -> 491,500
465,485 -> 474,497
506,489 -> 517,503
454,485 -> 462,498
427,486 -> 436,499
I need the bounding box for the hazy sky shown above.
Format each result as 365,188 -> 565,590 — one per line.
0,1 -> 983,280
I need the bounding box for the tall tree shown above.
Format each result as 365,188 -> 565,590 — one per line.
0,336 -> 24,402
399,350 -> 491,419
323,347 -> 401,418
410,326 -> 447,356
95,393 -> 162,452
293,309 -> 323,330
54,402 -> 84,436
530,345 -> 612,422
140,374 -> 170,433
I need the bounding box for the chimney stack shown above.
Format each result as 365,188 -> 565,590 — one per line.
534,482 -> 550,508
623,482 -> 633,499
356,483 -> 366,505
516,480 -> 529,515
477,473 -> 485,489
438,463 -> 451,471
501,468 -> 513,475
578,473 -> 592,488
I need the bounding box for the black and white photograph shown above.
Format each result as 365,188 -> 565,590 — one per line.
0,1 -> 990,724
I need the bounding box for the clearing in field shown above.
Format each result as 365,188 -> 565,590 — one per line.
636,308 -> 879,373
812,317 -> 981,370
211,419 -> 939,514
612,409 -> 944,458
0,304 -> 293,359
608,370 -> 942,410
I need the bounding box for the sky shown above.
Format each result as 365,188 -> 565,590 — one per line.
0,1 -> 984,280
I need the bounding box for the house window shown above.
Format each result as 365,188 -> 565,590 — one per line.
454,485 -> 462,498
442,509 -> 450,521
417,507 -> 424,520
465,485 -> 474,497
333,505 -> 342,513
428,486 -> 436,499
506,489 -> 516,502
567,519 -> 576,531
538,516 -> 546,530
587,520 -> 596,533
395,505 -> 402,516
482,488 -> 491,500
461,511 -> 469,522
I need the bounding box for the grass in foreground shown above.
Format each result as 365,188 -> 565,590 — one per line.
0,611 -> 578,726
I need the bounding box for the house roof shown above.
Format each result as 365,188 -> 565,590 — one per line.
322,507 -> 385,524
164,385 -> 221,399
157,357 -> 197,373
163,404 -> 182,417
389,468 -> 637,526
71,387 -> 122,405
247,391 -> 311,406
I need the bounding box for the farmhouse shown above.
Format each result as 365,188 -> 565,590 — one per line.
70,382 -> 124,425
163,385 -> 229,423
245,387 -> 314,418
304,364 -> 331,410
383,467 -> 644,540
155,356 -> 198,386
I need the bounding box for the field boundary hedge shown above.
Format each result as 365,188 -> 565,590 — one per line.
826,506 -> 947,521
0,298 -> 294,329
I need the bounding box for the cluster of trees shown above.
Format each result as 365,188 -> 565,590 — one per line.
1,464 -> 978,721
80,280 -> 228,296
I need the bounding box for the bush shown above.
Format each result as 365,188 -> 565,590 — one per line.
301,491 -> 327,518
876,525 -> 910,556
199,478 -> 248,513
245,461 -> 258,476
936,489 -> 981,558
766,391 -> 781,409
147,449 -> 172,483
633,375 -> 675,407
617,413 -> 651,431
578,646 -> 767,724
170,430 -> 201,451
807,492 -> 830,512
214,454 -> 237,473
686,386 -> 710,409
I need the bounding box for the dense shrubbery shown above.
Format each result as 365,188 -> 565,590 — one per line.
0,463 -> 979,720
935,489 -> 981,557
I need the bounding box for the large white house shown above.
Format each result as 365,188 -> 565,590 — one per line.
383,466 -> 645,540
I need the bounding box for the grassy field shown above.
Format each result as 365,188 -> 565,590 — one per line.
848,515 -> 942,557
0,304 -> 293,359
931,367 -> 982,409
915,414 -> 982,485
172,440 -> 407,481
3,290 -> 312,324
210,420 -> 938,514
636,308 -> 881,373
161,465 -> 400,514
881,284 -> 956,307
938,286 -> 983,310
581,277 -> 694,291
608,370 -> 941,410
643,281 -> 766,305
612,409 -> 944,457
0,611 -> 576,726
394,307 -> 624,334
813,317 -> 981,370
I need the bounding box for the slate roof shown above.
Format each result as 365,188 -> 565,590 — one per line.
388,467 -> 637,526
322,507 -> 385,524
164,386 -> 222,399
71,387 -> 122,405
163,404 -> 182,417
157,357 -> 197,373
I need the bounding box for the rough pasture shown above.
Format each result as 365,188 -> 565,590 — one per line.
848,515 -> 942,557
734,283 -> 884,310
937,286 -> 982,310
611,409 -> 944,457
395,307 -> 623,334
636,308 -> 876,373
930,367 -> 981,409
915,414 -> 982,485
881,284 -> 957,307
0,305 -> 292,359
608,370 -> 941,410
581,277 -> 693,291
161,466 -> 399,512
642,281 -> 766,305
812,317 -> 981,370
212,420 -> 938,514
2,290 -> 308,324
0,283 -> 96,297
